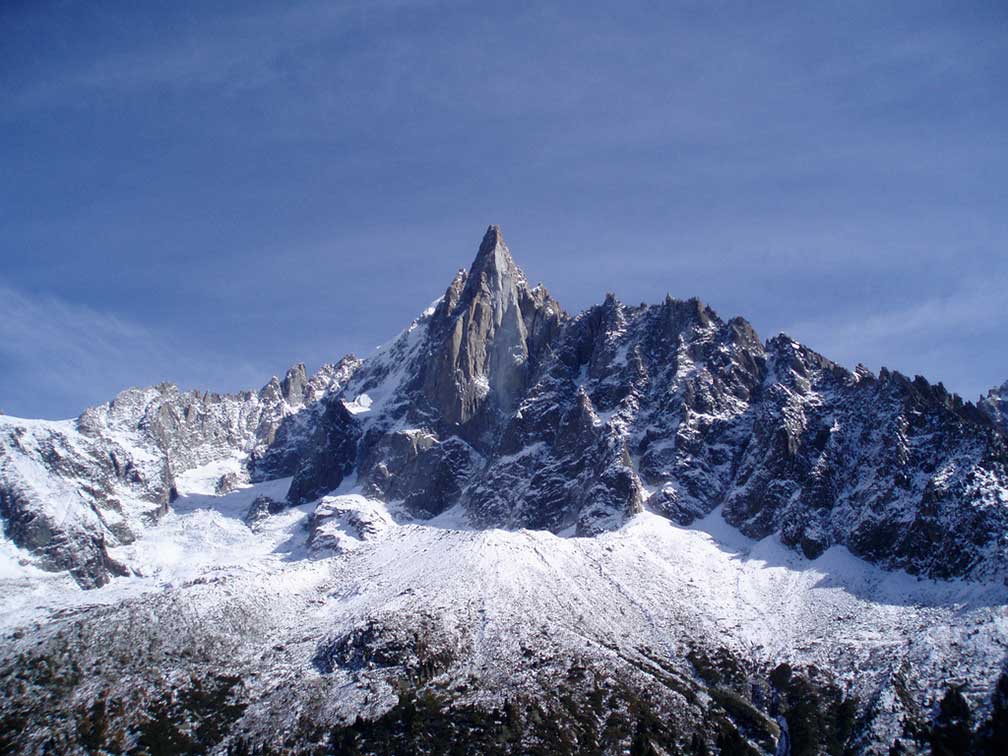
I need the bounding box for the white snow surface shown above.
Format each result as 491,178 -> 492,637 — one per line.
2,471 -> 1005,725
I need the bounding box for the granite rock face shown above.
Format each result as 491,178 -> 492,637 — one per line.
243,494 -> 285,529
306,494 -> 393,554
2,226 -> 1007,585
325,227 -> 1008,578
286,397 -> 361,504
417,225 -> 565,446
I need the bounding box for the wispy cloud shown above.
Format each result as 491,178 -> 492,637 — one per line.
0,284 -> 268,419
3,0 -> 441,113
782,276 -> 1006,400
1,2 -> 1004,415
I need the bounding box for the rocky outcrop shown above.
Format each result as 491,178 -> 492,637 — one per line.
337,227 -> 1006,578
418,225 -> 565,448
981,379 -> 1008,435
357,430 -> 482,518
243,495 -> 285,529
312,613 -> 466,679
0,481 -> 128,588
286,398 -> 361,504
723,341 -> 1008,577
306,494 -> 393,553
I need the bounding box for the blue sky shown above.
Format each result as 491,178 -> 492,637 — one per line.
2,1 -> 1006,418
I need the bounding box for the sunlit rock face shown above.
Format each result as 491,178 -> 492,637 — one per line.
419,224 -> 565,444
0,357 -> 358,587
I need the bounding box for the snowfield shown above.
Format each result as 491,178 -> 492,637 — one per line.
3,470 -> 1005,752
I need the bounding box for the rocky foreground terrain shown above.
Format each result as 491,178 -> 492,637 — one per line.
2,226 -> 1007,754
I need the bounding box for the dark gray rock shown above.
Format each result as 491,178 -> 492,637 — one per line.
400,436 -> 483,518
281,363 -> 309,406
251,356 -> 362,481
358,429 -> 438,500
243,495 -> 286,529
0,483 -> 128,588
417,225 -> 565,449
981,379 -> 1008,435
0,358 -> 356,587
286,398 -> 361,504
215,471 -> 241,495
357,430 -> 482,518
306,496 -> 392,553
323,227 -> 1008,579
312,613 -> 465,678
723,339 -> 1008,577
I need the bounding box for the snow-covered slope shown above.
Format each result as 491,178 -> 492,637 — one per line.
1,226 -> 1007,754
2,473 -> 1006,754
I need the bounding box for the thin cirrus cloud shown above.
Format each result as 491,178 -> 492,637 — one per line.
0,1 -> 1005,418
0,284 -> 268,420
782,276 -> 1005,401
2,1 -> 430,113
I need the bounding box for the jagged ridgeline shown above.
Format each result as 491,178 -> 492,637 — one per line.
2,226 -> 1008,756
2,225 -> 1006,587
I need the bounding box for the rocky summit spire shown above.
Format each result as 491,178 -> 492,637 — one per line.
461,224 -> 527,302
477,224 -> 505,260
420,226 -> 564,446
473,225 -> 515,268
979,378 -> 1008,434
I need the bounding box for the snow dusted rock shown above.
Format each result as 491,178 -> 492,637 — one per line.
242,494 -> 285,529
214,470 -> 243,495
358,431 -> 483,519
980,379 -> 1008,435
0,359 -> 357,586
312,611 -> 469,682
4,226 -> 1007,589
248,355 -> 362,480
306,494 -> 393,553
0,414 -> 168,587
3,502 -> 1007,754
286,397 -> 362,505
724,344 -> 1008,578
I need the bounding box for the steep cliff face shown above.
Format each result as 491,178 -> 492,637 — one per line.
2,226 -> 1006,587
724,346 -> 1008,578
418,225 -> 565,445
354,228 -> 1006,578
459,285 -> 1008,573
465,296 -> 755,534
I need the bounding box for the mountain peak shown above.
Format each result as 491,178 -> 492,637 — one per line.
420,226 -> 563,435
979,378 -> 1008,434
480,223 -> 504,252
465,224 -> 526,293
